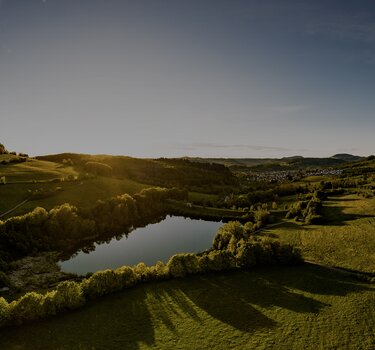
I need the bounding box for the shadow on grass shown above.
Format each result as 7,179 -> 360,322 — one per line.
260,221 -> 302,237
328,197 -> 361,202
321,204 -> 373,226
0,264 -> 372,349
0,288 -> 155,350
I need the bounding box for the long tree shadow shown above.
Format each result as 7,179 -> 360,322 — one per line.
0,288 -> 155,350
269,263 -> 374,296
321,204 -> 373,226
173,263 -> 373,333
328,197 -> 361,202
174,279 -> 277,332
0,264 -> 373,348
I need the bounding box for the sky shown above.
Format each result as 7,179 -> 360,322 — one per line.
0,0 -> 374,158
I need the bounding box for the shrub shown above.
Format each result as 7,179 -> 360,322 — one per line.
8,292 -> 45,324
0,297 -> 9,327
147,261 -> 169,281
167,253 -> 201,278
212,221 -> 245,251
116,266 -> 138,286
82,269 -> 123,299
48,281 -> 84,312
198,251 -> 236,272
235,242 -> 257,269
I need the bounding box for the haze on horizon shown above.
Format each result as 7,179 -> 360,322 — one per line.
0,0 -> 374,158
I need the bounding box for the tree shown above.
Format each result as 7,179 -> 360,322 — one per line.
0,143 -> 7,155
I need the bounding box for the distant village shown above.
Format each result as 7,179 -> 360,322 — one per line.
243,168 -> 343,183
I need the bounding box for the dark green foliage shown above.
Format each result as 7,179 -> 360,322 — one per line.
43,281 -> 85,314
37,153 -> 237,191
285,191 -> 323,224
235,242 -> 257,268
213,221 -> 246,252
0,156 -> 27,165
0,271 -> 10,288
212,221 -> 302,268
0,187 -> 188,261
0,143 -> 7,154
8,292 -> 45,324
167,253 -> 200,277
198,250 -> 237,272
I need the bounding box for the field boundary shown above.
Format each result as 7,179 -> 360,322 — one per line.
0,199 -> 29,219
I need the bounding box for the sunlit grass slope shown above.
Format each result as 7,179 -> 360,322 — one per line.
0,177 -> 148,218
268,194 -> 375,273
0,158 -> 148,217
0,265 -> 374,350
0,158 -> 78,182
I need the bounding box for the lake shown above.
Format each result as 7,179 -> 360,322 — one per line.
59,216 -> 222,275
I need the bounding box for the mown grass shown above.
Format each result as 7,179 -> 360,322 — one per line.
0,159 -> 78,182
267,194 -> 375,273
0,264 -> 374,350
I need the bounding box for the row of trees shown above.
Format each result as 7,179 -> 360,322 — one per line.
0,187 -> 188,265
0,143 -> 28,158
0,221 -> 302,327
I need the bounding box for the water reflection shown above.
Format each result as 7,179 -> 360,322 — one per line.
59,216 -> 222,275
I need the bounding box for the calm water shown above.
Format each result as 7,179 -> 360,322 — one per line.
59,216 -> 222,275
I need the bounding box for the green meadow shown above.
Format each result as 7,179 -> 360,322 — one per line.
0,264 -> 374,350
268,195 -> 375,273
1,154 -> 375,349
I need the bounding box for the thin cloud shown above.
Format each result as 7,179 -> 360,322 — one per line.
172,143 -> 307,153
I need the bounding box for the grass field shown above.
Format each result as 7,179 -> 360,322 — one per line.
188,191 -> 218,204
265,194 -> 375,273
0,158 -> 78,182
0,158 -> 150,218
0,177 -> 148,218
0,264 -> 374,350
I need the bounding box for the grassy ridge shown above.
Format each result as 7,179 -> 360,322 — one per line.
0,159 -> 78,182
0,264 -> 373,350
0,158 -> 150,218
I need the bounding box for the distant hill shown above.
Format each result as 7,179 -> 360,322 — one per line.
331,153 -> 362,161
36,153 -> 236,190
185,154 -> 364,172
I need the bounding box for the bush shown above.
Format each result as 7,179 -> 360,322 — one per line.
82,269 -> 124,299
0,297 -> 9,327
235,242 -> 257,269
8,292 -> 45,324
147,261 -> 169,281
198,251 -> 237,272
167,253 -> 200,278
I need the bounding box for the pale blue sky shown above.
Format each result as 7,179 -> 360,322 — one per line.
0,0 -> 374,157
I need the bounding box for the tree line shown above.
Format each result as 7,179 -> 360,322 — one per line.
0,187 -> 188,270
0,221 -> 302,327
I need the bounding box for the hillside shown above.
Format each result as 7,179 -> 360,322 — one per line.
186,154 -> 364,172
36,153 -> 236,190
